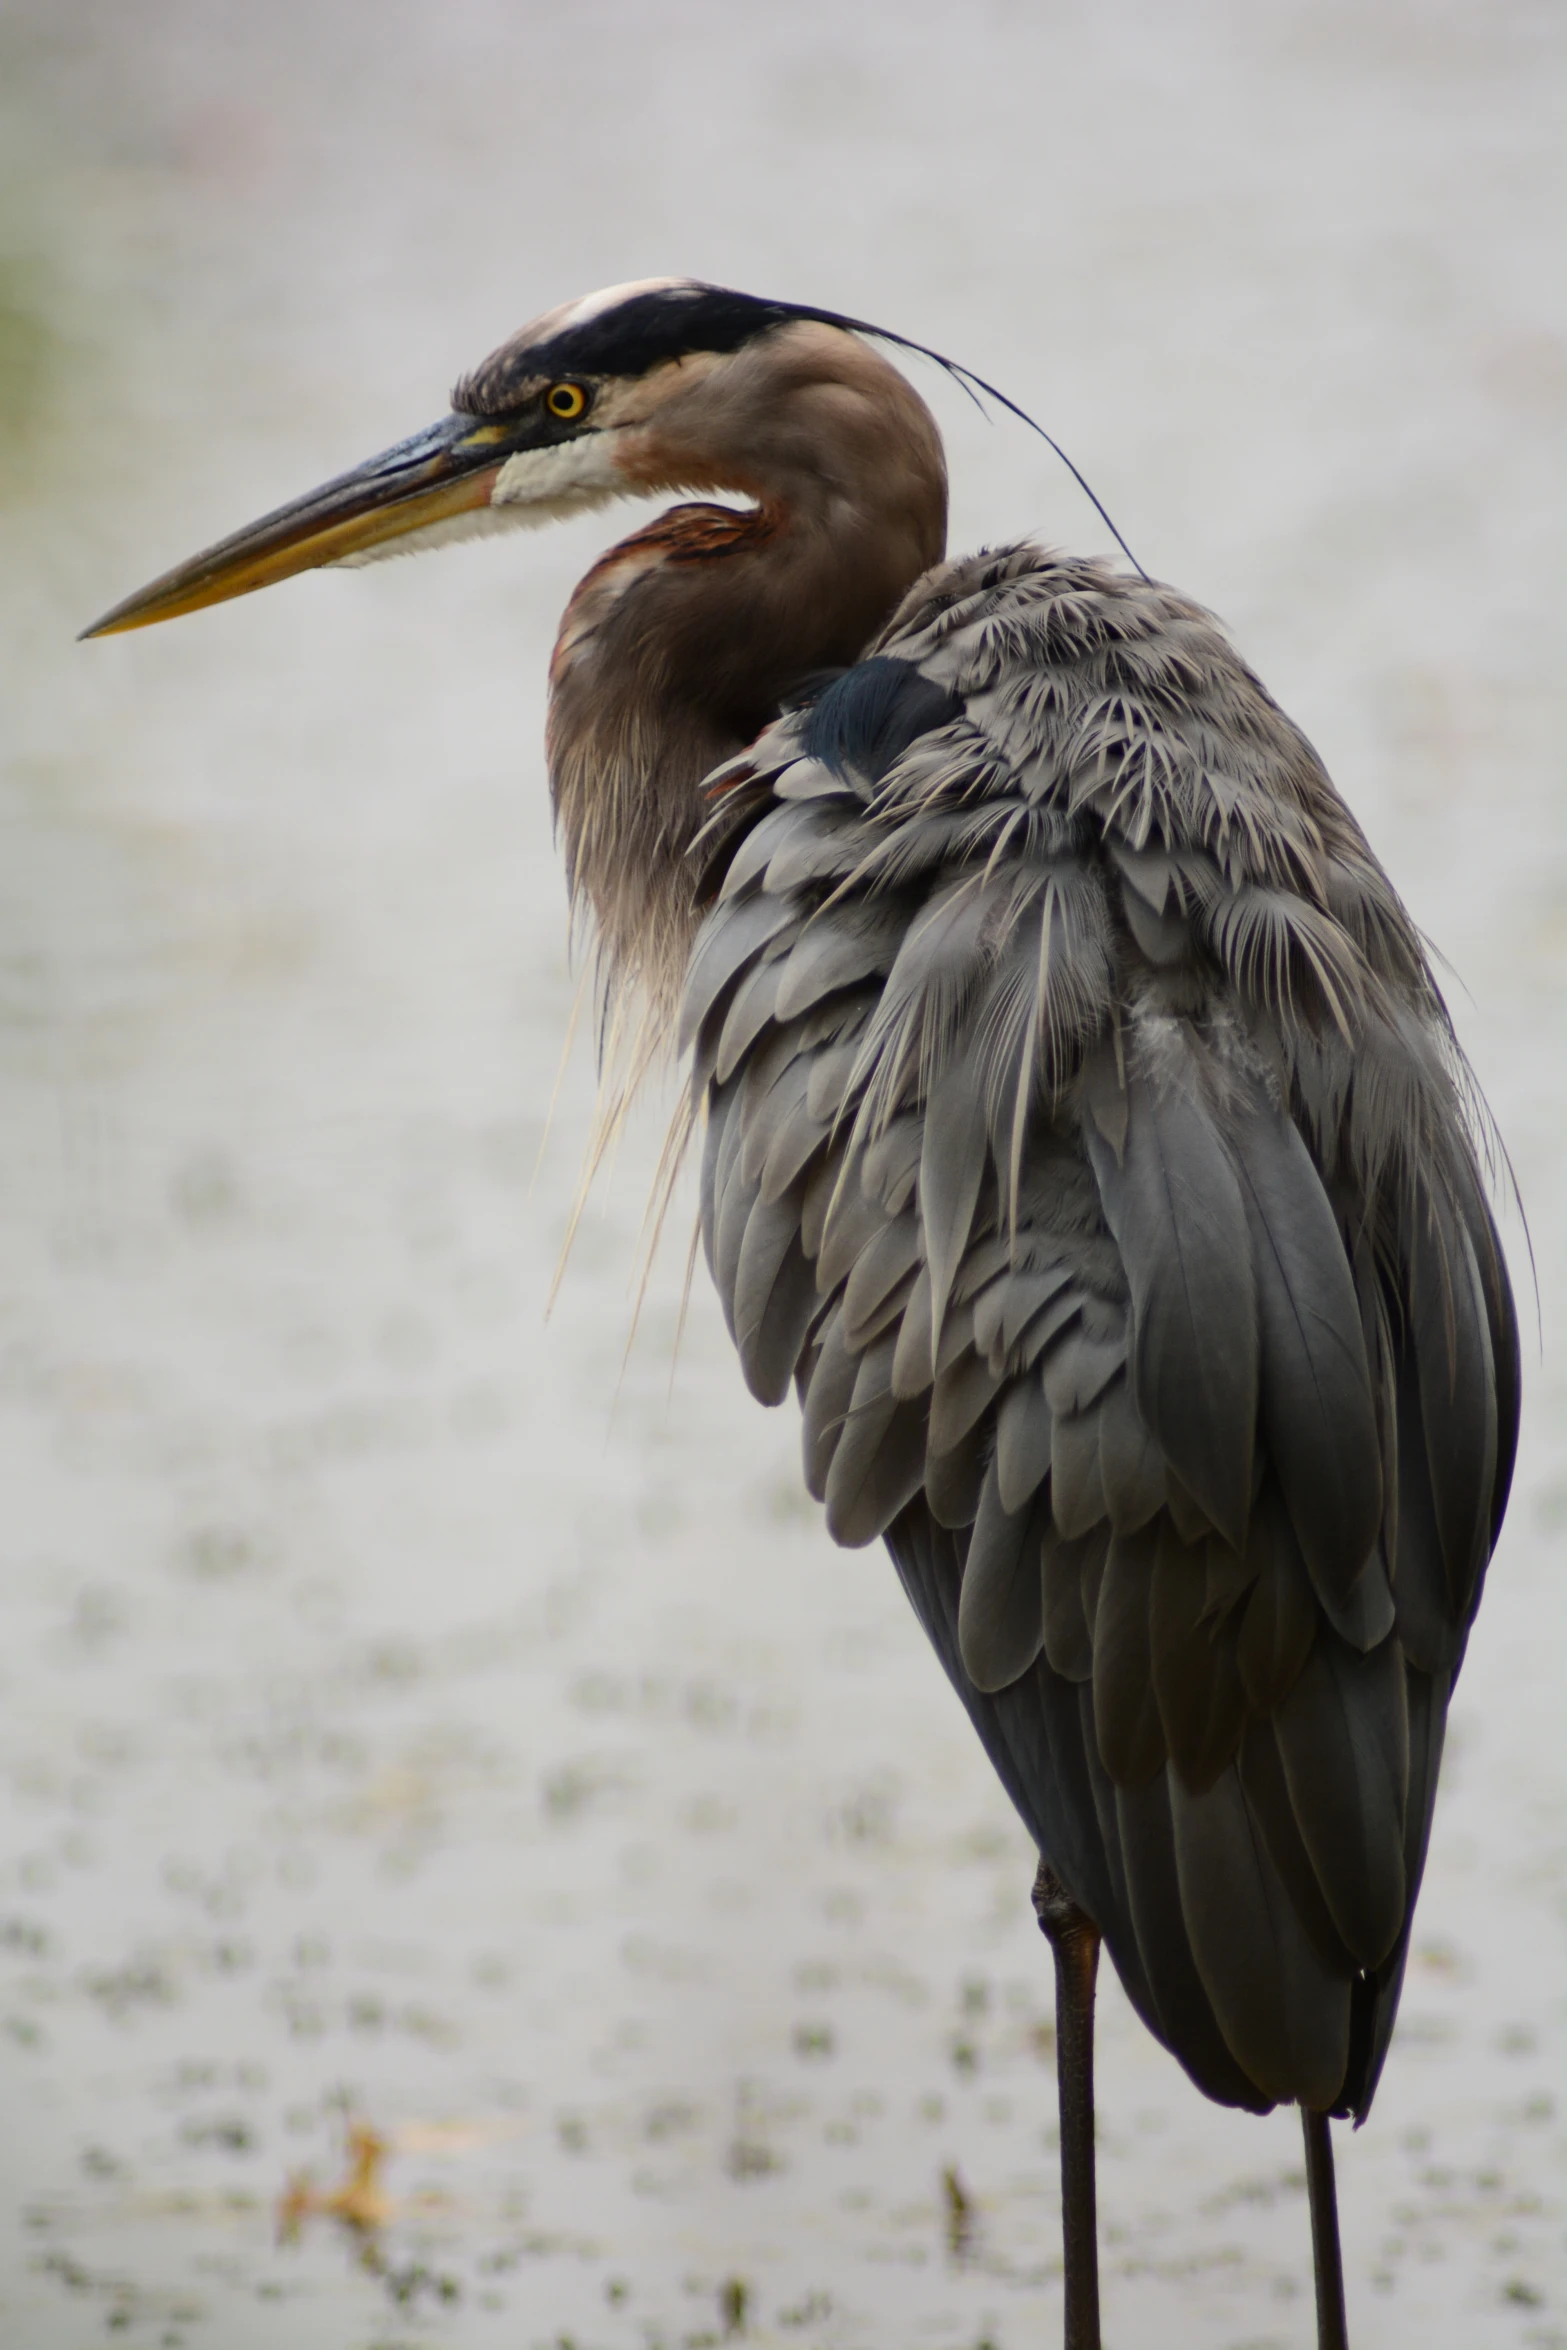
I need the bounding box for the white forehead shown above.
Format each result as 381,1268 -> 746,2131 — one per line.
526,276 -> 694,343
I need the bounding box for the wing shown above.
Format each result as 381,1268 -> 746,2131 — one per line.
681,546 -> 1520,2121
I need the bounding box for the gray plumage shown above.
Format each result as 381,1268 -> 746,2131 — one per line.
687,543 -> 1518,2122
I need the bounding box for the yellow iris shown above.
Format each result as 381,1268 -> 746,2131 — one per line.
546,382 -> 588,420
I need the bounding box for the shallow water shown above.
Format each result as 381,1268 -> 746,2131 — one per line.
0,3 -> 1561,2345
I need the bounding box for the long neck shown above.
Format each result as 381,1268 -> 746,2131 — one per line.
545,340 -> 947,1029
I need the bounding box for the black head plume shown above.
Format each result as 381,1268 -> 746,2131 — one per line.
455,279 -> 1148,580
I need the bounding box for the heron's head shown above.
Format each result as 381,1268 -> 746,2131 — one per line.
82,278 -> 947,638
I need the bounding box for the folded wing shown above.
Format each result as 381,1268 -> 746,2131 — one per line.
684,547 -> 1519,2119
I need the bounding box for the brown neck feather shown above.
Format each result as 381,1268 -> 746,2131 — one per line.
544,325 -> 948,1028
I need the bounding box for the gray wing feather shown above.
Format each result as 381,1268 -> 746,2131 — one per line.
994,1376 -> 1053,1512
1272,1631 -> 1409,1968
1091,1525 -> 1166,1787
1234,1487 -> 1319,1713
733,1191 -> 819,1406
764,809 -> 870,895
1095,1375 -> 1168,1532
738,1054 -> 815,1190
715,954 -> 787,1084
1408,1184 -> 1498,1614
1237,1715 -> 1357,1973
919,1052 -> 989,1356
824,1336 -> 930,1547
772,754 -> 861,805
1121,882 -> 1195,966
711,1133 -> 760,1330
1167,1764 -> 1352,2111
952,1234 -> 1017,1305
1041,1524 -> 1102,1681
972,1261 -> 1072,1363
1086,1043 -> 1258,1551
679,892 -> 795,1061
1390,1350 -> 1464,1674
800,1306 -> 857,1501
860,1117 -> 925,1213
700,1077 -> 738,1263
1050,1406 -> 1107,1539
924,1417 -> 989,1528
1230,1088 -> 1383,1604
1204,1529 -> 1258,1619
718,798 -> 836,900
760,1094 -> 833,1207
704,1075 -> 753,1314
745,1234 -> 822,1408
1313,1551 -> 1396,1653
1115,1772 -> 1275,2110
890,1265 -> 936,1397
816,1166 -> 896,1296
1010,1282 -> 1084,1370
957,1464 -> 1049,1692
842,1218 -> 923,1350
772,905 -> 904,1024
799,1147 -> 842,1262
1041,1322 -> 1127,1417
1149,1521 -> 1247,1793
928,1340 -> 1006,1460
805,1038 -> 866,1123
1353,1661 -> 1450,2110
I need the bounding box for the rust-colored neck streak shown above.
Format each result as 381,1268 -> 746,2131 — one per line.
545,500 -> 782,1028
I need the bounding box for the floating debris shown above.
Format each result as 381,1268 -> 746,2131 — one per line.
718,2274 -> 749,2335
942,2164 -> 975,2262
278,2120 -> 391,2244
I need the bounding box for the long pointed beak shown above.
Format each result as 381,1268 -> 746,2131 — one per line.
81,412 -> 522,639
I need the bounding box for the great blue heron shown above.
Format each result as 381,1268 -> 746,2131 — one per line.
86,277 -> 1519,2350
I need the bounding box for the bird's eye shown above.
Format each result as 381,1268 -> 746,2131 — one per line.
546,382 -> 589,421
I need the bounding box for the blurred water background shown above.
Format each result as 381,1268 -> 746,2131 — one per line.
0,2 -> 1561,2344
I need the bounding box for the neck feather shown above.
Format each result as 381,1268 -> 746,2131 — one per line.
546,354 -> 947,1032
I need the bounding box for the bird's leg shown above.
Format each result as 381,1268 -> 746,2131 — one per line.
1302,2106 -> 1350,2350
1033,1859 -> 1102,2350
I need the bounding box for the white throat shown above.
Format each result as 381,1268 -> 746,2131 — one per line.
333,433 -> 628,567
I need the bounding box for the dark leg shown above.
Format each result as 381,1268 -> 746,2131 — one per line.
1033,1860 -> 1102,2350
1302,2106 -> 1350,2350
